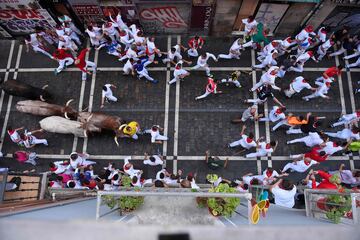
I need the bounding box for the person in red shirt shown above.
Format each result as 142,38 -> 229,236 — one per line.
315,65 -> 343,85
75,48 -> 97,81
290,146 -> 329,163
53,48 -> 74,75
187,35 -> 205,57
195,77 -> 222,100
312,170 -> 340,189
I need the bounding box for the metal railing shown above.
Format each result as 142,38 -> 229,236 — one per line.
96,189 -> 252,223
304,189 -> 360,224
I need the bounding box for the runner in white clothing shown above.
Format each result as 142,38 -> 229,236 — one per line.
246,140 -> 278,158
110,12 -> 128,30
144,125 -> 168,144
281,158 -> 318,173
143,153 -> 164,166
287,132 -> 324,147
102,21 -> 120,42
123,58 -> 135,75
162,44 -> 191,65
101,84 -> 117,108
325,126 -> 360,141
217,38 -> 243,60
284,76 -> 314,98
123,156 -> 142,177
288,51 -> 316,73
191,52 -> 217,76
228,125 -> 257,150
25,33 -> 53,59
145,37 -> 162,66
251,66 -> 280,91
259,106 -> 286,123
302,82 -> 331,101
168,61 -> 190,85
253,50 -> 278,69
69,152 -> 96,170
7,126 -> 24,146
241,16 -> 257,36
58,35 -> 78,56
119,44 -> 139,62
330,111 -> 360,128
23,129 -> 48,148
85,25 -> 103,47
320,141 -> 344,155
316,39 -> 334,61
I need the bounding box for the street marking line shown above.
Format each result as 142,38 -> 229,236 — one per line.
334,53 -> 346,115
72,41 -> 90,152
251,49 -> 261,174
163,36 -> 171,168
223,216 -> 237,227
82,48 -> 99,153
172,35 -> 181,174
0,40 -> 15,116
0,44 -> 22,152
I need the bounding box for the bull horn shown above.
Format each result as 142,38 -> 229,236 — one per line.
42,84 -> 48,90
64,112 -> 70,119
66,99 -> 74,107
84,129 -> 88,138
114,136 -> 119,147
82,106 -> 89,112
86,114 -> 93,122
39,95 -> 46,102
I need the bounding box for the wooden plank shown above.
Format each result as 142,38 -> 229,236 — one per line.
18,182 -> 39,190
7,175 -> 40,183
4,190 -> 39,201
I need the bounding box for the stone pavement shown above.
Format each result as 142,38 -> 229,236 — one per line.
0,36 -> 359,184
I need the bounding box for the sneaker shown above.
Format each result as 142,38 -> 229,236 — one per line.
237,85 -> 242,88
152,80 -> 159,84
286,141 -> 290,144
227,144 -> 231,148
330,124 -> 334,128
54,69 -> 59,76
195,97 -> 199,101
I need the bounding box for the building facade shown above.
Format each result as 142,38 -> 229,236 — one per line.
0,0 -> 359,39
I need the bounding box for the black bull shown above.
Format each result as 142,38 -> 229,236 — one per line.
0,79 -> 51,102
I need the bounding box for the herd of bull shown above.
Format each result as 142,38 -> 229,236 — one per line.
1,79 -> 129,145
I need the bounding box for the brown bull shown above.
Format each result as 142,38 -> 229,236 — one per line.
16,99 -> 77,119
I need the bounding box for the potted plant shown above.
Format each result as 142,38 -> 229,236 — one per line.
316,194 -> 352,224
197,181 -> 240,217
101,176 -> 144,213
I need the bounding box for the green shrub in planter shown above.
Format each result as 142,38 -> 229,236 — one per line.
101,176 -> 144,213
323,195 -> 352,224
206,183 -> 240,217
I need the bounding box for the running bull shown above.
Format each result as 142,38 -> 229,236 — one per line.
16,99 -> 77,119
39,116 -> 100,138
0,79 -> 52,102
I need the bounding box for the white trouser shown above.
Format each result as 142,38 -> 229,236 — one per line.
317,47 -> 327,61
123,63 -> 133,75
347,57 -> 360,68
284,86 -> 296,98
144,129 -> 168,141
33,46 -> 53,59
70,32 -> 81,45
218,51 -> 240,60
246,98 -> 266,105
344,51 -> 360,60
221,78 -> 241,87
138,68 -> 155,82
253,59 -> 277,69
144,54 -> 156,67
196,89 -> 212,100
332,116 -> 355,127
229,140 -> 242,148
187,48 -> 198,57
329,47 -> 346,57
286,128 -> 303,134
105,94 -> 117,102
324,131 -> 346,139
277,69 -> 286,78
25,152 -> 37,166
191,64 -> 210,76
57,57 -> 74,73
246,150 -> 267,158
272,119 -> 291,131
242,40 -> 253,48
282,162 -> 309,173
302,91 -> 323,100
288,136 -> 319,147
289,63 -> 304,73
31,136 -> 48,146
108,51 -> 121,57
82,61 -> 96,81
251,80 -> 267,91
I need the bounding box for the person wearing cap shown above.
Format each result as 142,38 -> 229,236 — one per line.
143,152 -> 164,166
331,110 -> 360,128
218,70 -> 250,88
228,125 -> 257,150
245,140 -> 278,158
315,65 -> 343,85
288,50 -> 316,73
162,44 -> 191,65
144,125 -> 168,144
22,129 -> 48,148
287,132 -> 325,148
284,76 -> 315,98
316,39 -> 334,61
187,35 -> 205,57
69,152 -> 96,170
217,38 -> 243,60
191,52 -> 217,76
52,48 -> 74,75
250,66 -> 280,91
101,84 -> 117,108
75,48 -> 96,81
252,49 -> 278,69
195,77 -> 222,100
302,81 -> 331,101
168,60 -> 190,85
325,125 -> 360,141
259,105 -> 286,123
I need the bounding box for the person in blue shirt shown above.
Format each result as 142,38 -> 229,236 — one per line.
97,35 -> 122,57
133,56 -> 158,84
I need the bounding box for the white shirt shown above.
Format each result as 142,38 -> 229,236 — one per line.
272,185 -> 297,208
260,71 -> 276,84
103,22 -> 117,35
52,161 -> 72,174
102,84 -> 113,98
8,130 -> 21,143
55,28 -> 65,37
315,84 -> 329,98
156,169 -> 167,181
239,135 -> 256,149
243,175 -> 264,185
263,42 -> 275,55
296,52 -> 311,63
322,141 -> 343,155
230,39 -> 242,52
168,45 -> 182,60
147,40 -> 156,54
174,68 -> 188,78
291,76 -> 312,92
317,27 -> 327,43
125,48 -> 138,59
337,129 -> 360,140
58,35 -> 73,49
25,33 -> 40,47
196,52 -> 216,66
320,39 -> 333,51
258,142 -> 274,155
143,155 -> 163,166
296,29 -> 310,42
269,106 -> 286,122
306,132 -> 323,146
242,18 -> 257,33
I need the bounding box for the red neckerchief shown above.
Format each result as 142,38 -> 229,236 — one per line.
266,170 -> 272,178
50,167 -> 58,172
266,144 -> 271,149
246,137 -> 253,143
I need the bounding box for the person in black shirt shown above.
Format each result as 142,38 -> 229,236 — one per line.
277,56 -> 297,78
245,84 -> 285,107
